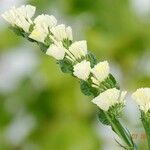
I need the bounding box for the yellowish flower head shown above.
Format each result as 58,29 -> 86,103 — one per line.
73,60 -> 91,81
46,44 -> 66,60
69,40 -> 87,60
132,88 -> 150,112
91,61 -> 109,84
1,5 -> 36,32
50,24 -> 73,42
29,14 -> 57,43
92,88 -> 127,111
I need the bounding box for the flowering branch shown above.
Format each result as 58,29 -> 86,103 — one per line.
1,5 -> 138,149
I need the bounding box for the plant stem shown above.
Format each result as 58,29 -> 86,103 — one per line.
104,112 -> 137,150
142,120 -> 150,150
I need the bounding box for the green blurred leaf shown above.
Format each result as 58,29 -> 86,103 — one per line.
58,58 -> 73,73
98,109 -> 110,125
86,52 -> 97,68
80,80 -> 99,97
38,42 -> 49,53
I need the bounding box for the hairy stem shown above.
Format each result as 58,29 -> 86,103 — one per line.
104,112 -> 137,150
141,111 -> 150,150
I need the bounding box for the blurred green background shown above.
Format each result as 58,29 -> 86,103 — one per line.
0,0 -> 150,150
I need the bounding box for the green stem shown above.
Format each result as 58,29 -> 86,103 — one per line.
142,121 -> 150,150
104,112 -> 137,150
141,111 -> 150,150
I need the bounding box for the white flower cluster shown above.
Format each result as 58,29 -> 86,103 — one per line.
91,61 -> 109,87
2,6 -> 150,149
1,5 -> 84,62
1,5 -> 36,33
132,88 -> 150,112
1,5 -> 110,82
1,5 -> 125,112
29,14 -> 57,43
92,88 -> 127,111
73,60 -> 109,85
73,60 -> 124,111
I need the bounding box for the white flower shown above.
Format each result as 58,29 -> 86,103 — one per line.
34,14 -> 57,29
29,14 -> 57,43
66,26 -> 73,41
1,5 -> 36,32
50,24 -> 73,41
132,88 -> 150,112
73,60 -> 91,80
92,88 -> 127,111
91,61 -> 109,85
29,25 -> 47,43
69,40 -> 87,59
18,5 -> 35,19
46,44 -> 66,60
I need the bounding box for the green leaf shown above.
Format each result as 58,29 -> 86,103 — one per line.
38,42 -> 49,53
97,109 -> 111,125
111,117 -> 136,149
9,26 -> 36,43
44,35 -> 53,46
87,52 -> 97,68
80,80 -> 99,97
9,26 -> 24,37
58,58 -> 73,73
108,74 -> 120,89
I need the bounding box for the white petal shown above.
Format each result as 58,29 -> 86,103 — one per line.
19,5 -> 34,18
66,26 -> 73,41
73,60 -> 91,80
1,7 -> 17,25
1,5 -> 35,32
120,91 -> 127,101
69,40 -> 87,59
34,14 -> 57,29
15,16 -> 31,32
30,14 -> 56,42
29,25 -> 47,43
1,13 -> 14,25
50,24 -> 72,41
132,88 -> 150,112
92,88 -> 127,111
51,24 -> 66,41
25,5 -> 36,18
46,44 -> 65,60
91,61 -> 109,83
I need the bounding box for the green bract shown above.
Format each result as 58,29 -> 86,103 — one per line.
86,52 -> 97,68
80,80 -> 99,97
58,58 -> 74,74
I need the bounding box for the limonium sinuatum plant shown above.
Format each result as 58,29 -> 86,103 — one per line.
2,4 -> 150,150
